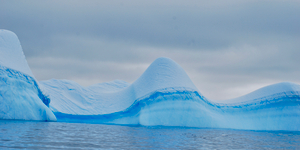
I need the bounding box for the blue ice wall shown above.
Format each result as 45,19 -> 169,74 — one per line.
0,65 -> 56,121
0,65 -> 50,106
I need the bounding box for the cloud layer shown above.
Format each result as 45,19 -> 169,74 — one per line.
1,0 -> 300,100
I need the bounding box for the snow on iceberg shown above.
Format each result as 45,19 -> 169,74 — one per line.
41,57 -> 300,131
0,29 -> 56,121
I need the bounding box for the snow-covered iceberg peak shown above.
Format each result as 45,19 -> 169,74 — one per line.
42,57 -> 200,116
132,57 -> 198,98
0,29 -> 33,77
0,29 -> 56,121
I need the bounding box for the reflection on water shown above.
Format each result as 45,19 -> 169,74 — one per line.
1,120 -> 300,149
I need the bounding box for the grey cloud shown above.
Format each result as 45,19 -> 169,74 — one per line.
2,0 -> 299,52
1,0 -> 300,100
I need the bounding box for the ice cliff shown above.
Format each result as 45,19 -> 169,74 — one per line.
0,29 -> 56,121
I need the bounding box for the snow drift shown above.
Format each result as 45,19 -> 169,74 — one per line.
0,29 -> 56,121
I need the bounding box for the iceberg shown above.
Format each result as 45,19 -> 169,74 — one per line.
1,29 -> 300,131
0,29 -> 56,121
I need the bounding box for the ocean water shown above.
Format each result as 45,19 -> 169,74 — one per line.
1,121 -> 299,149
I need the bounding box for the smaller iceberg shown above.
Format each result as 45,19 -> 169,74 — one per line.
0,29 -> 56,121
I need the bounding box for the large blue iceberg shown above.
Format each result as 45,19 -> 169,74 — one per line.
1,29 -> 300,131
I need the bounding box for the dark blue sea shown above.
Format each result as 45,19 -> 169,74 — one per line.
1,120 -> 300,149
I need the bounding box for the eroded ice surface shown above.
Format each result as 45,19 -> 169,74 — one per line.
0,29 -> 56,121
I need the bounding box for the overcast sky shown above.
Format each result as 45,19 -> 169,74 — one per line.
1,0 -> 300,100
